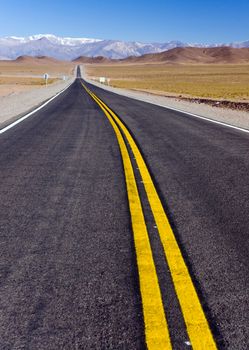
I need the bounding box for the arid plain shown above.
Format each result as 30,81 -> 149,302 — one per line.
1,47 -> 249,104
86,63 -> 249,102
83,47 -> 249,105
0,56 -> 74,97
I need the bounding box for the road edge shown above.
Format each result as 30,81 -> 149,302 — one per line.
0,79 -> 75,134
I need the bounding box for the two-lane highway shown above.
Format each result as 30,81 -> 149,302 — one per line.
0,69 -> 248,349
0,80 -> 144,349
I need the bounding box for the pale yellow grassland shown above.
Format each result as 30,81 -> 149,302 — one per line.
0,61 -> 75,97
86,63 -> 249,101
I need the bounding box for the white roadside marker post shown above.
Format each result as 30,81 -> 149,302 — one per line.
43,73 -> 49,87
99,77 -> 106,84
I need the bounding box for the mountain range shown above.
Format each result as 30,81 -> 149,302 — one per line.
0,34 -> 249,60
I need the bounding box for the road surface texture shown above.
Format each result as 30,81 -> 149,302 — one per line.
0,69 -> 248,349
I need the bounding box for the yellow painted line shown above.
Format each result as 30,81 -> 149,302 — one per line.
85,85 -> 218,350
82,84 -> 172,349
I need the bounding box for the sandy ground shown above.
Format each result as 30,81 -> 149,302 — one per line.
81,66 -> 249,131
0,84 -> 40,97
0,75 -> 60,97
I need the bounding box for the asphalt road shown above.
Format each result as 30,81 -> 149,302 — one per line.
0,72 -> 248,349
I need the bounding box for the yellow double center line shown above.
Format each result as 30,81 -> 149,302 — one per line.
82,83 -> 218,350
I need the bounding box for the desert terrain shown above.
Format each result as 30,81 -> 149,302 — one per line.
85,47 -> 249,105
0,56 -> 74,97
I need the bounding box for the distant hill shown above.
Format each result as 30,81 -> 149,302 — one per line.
122,47 -> 249,64
14,55 -> 62,64
72,56 -> 111,64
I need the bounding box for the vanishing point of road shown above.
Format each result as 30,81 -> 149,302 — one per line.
0,67 -> 248,349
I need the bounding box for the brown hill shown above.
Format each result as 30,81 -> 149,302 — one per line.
14,55 -> 64,64
122,47 -> 249,64
72,56 -> 111,64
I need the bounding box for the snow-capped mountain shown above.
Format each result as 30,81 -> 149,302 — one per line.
230,41 -> 249,48
0,34 -> 184,60
0,34 -> 101,46
0,34 -> 248,60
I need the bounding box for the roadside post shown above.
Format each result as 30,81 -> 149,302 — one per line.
99,77 -> 106,84
43,73 -> 49,87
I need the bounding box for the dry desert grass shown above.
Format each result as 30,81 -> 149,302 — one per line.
0,57 -> 74,76
0,57 -> 74,97
86,63 -> 249,102
0,76 -> 58,85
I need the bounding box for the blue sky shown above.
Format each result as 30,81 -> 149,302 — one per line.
1,0 -> 248,43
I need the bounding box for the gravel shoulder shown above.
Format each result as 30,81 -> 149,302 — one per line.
0,76 -> 75,129
81,65 -> 249,131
